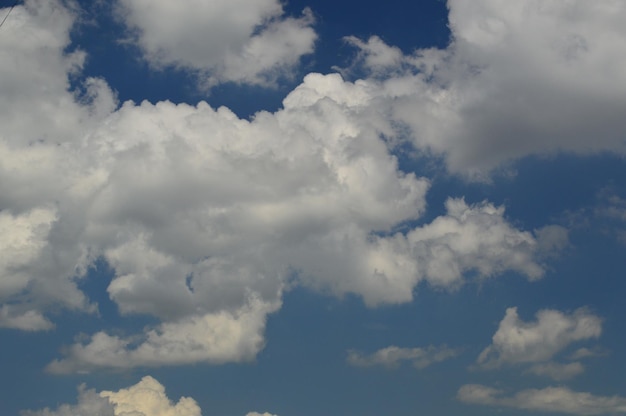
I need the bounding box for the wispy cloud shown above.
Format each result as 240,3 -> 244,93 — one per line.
458,384 -> 626,415
347,345 -> 459,369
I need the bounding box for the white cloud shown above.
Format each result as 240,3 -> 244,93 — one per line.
101,376 -> 201,416
247,413 -> 279,416
347,345 -> 459,369
46,297 -> 279,373
405,198 -> 548,288
458,384 -> 626,415
117,0 -> 317,87
346,0 -> 626,178
342,36 -> 404,75
477,307 -> 602,369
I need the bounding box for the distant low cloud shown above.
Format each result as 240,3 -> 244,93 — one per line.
22,376 -> 199,416
117,0 -> 317,87
347,345 -> 459,369
22,375 -> 279,416
458,384 -> 626,415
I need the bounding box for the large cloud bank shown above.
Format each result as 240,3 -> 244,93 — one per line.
15,0 -> 626,375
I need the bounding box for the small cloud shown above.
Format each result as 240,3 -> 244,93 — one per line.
525,361 -> 585,381
477,307 -> 602,370
347,345 -> 459,369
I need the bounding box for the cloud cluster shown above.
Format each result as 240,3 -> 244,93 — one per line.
458,384 -> 626,415
117,0 -> 317,87
347,345 -> 459,369
0,0 -> 569,372
347,0 -> 626,178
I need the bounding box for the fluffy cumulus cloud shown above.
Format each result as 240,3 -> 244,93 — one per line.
347,345 -> 459,369
458,384 -> 626,415
23,376 -> 200,416
476,307 -> 602,379
1,0 -> 566,371
117,0 -> 316,87
345,0 -> 626,178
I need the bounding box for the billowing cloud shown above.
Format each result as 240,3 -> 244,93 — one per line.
101,376 -> 201,416
477,307 -> 602,369
458,384 -> 626,415
347,345 -> 459,369
346,0 -> 626,178
45,73 -> 554,371
117,0 -> 317,87
1,0 -> 565,371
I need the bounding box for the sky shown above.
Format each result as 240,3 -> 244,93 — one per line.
0,0 -> 626,415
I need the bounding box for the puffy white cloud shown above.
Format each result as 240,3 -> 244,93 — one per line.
458,384 -> 626,415
101,376 -> 201,416
405,198 -> 548,288
347,345 -> 459,369
46,297 -> 279,373
117,0 -> 317,87
477,307 -> 602,369
346,0 -> 626,178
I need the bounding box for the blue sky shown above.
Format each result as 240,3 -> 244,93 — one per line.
1,0 -> 626,415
